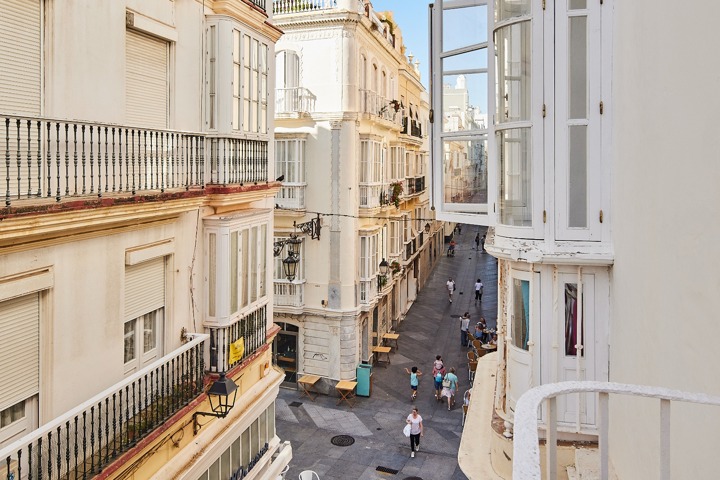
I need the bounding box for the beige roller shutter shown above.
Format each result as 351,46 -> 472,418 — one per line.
0,0 -> 42,115
125,29 -> 168,129
125,257 -> 165,321
0,293 -> 39,411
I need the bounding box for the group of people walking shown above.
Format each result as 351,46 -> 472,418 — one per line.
404,355 -> 459,458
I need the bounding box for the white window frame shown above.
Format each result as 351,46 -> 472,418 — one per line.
124,308 -> 164,375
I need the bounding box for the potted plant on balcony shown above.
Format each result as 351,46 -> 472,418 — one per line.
389,181 -> 403,208
390,261 -> 401,275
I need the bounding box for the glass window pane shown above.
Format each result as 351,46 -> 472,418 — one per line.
442,137 -> 488,204
231,437 -> 242,472
0,400 -> 25,428
496,21 -> 531,123
512,279 -> 530,350
124,321 -> 136,363
564,283 -> 584,356
143,313 -> 156,353
209,458 -> 219,480
242,427 -> 250,467
495,0 -> 531,22
569,0 -> 587,9
259,408 -> 267,446
442,72 -> 488,133
498,128 -> 532,226
241,229 -> 249,308
250,419 -> 259,458
568,125 -> 587,227
209,233 -> 216,317
230,231 -> 238,313
443,5 -> 488,51
568,16 -> 588,119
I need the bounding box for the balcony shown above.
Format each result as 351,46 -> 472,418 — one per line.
359,277 -> 377,305
276,87 -> 316,115
208,305 -> 269,373
359,183 -> 383,208
0,114 -> 269,209
0,334 -> 207,480
359,90 -> 403,126
273,0 -> 340,15
249,0 -> 267,11
401,116 -> 423,139
404,175 -> 426,196
276,183 -> 306,210
513,381 -> 720,480
274,281 -> 304,307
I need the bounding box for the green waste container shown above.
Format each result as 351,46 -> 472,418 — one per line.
356,363 -> 372,397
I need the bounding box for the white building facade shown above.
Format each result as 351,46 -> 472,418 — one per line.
271,0 -> 437,391
0,1 -> 292,479
431,0 -> 720,478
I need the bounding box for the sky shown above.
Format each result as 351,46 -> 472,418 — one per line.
370,0 -> 431,88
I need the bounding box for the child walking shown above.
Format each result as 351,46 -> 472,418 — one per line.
404,366 -> 423,401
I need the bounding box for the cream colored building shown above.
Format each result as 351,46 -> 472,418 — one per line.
0,1 -> 292,479
271,0 -> 437,391
430,0 -> 720,478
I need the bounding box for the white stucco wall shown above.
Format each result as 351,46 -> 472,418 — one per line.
611,1 -> 720,477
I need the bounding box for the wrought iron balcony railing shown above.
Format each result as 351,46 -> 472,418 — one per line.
275,87 -> 316,115
0,334 -> 207,480
208,305 -> 268,373
1,114 -> 269,208
249,0 -> 267,12
273,0 -> 339,15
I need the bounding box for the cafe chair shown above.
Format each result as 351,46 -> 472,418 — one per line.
299,470 -> 320,480
467,350 -> 477,362
462,404 -> 469,427
468,360 -> 478,382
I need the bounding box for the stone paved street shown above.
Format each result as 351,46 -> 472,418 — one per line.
276,225 -> 497,480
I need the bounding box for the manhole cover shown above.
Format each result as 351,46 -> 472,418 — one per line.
330,435 -> 355,447
288,401 -> 303,407
376,466 -> 399,474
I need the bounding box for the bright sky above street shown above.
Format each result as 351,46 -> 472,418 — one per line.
370,0 -> 430,88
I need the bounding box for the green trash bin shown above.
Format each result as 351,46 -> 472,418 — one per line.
356,363 -> 372,397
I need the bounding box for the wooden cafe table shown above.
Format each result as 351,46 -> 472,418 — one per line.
297,374 -> 321,401
335,380 -> 358,407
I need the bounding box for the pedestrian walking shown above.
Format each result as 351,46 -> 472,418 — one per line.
474,278 -> 483,302
406,407 -> 424,458
432,355 -> 446,401
474,233 -> 480,250
441,367 -> 459,411
404,366 -> 423,401
460,312 -> 470,347
446,277 -> 456,302
480,234 -> 486,253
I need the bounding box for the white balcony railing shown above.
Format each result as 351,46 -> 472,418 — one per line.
273,0 -> 338,15
0,334 -> 208,480
275,87 -> 316,114
359,90 -> 403,125
513,381 -> 720,480
276,183 -> 306,209
274,282 -> 304,307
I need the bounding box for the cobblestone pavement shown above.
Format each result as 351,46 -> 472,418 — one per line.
276,225 -> 497,480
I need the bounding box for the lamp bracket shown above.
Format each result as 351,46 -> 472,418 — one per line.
294,213 -> 321,240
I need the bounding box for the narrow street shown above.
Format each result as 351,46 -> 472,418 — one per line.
276,226 -> 497,479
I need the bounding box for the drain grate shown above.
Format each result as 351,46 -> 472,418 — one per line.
376,466 -> 399,475
288,401 -> 303,407
330,435 -> 355,447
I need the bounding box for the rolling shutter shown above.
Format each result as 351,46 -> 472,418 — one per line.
125,257 -> 165,321
0,0 -> 42,115
0,293 -> 40,411
125,29 -> 168,129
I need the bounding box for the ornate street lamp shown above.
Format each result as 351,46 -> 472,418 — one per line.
379,258 -> 390,276
193,372 -> 238,435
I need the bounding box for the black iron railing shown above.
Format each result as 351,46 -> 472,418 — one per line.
1,114 -> 270,207
249,0 -> 266,12
209,305 -> 268,373
0,334 -> 207,480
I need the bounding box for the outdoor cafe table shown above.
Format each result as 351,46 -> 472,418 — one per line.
335,380 -> 358,407
372,346 -> 392,366
297,374 -> 321,401
382,332 -> 400,351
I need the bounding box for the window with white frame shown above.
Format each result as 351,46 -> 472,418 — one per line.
206,218 -> 268,322
511,278 -> 530,350
195,403 -> 275,480
389,220 -> 400,257
208,25 -> 217,129
275,137 -> 306,209
233,29 -> 268,133
359,233 -> 379,303
360,139 -> 383,183
390,145 -> 405,181
124,308 -> 164,374
0,292 -> 40,448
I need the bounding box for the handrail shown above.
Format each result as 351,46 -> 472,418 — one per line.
513,381 -> 720,480
0,334 -> 209,475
